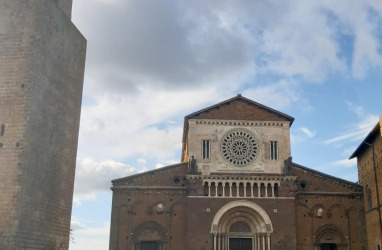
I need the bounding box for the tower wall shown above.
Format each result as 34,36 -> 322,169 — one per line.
0,0 -> 86,249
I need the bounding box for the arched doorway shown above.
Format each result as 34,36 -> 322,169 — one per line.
132,221 -> 167,250
210,200 -> 273,250
313,224 -> 347,250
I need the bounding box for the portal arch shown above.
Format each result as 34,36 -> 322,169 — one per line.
211,200 -> 273,250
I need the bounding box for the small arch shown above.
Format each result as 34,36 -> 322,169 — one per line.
327,204 -> 347,218
132,201 -> 150,215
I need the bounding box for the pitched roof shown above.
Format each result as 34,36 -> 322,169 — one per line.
185,94 -> 295,124
349,117 -> 381,159
292,162 -> 362,189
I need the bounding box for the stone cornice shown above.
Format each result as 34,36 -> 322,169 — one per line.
112,186 -> 187,191
296,191 -> 363,196
190,119 -> 289,127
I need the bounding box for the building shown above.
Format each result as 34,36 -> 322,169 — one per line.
350,117 -> 382,249
0,0 -> 86,249
110,95 -> 367,250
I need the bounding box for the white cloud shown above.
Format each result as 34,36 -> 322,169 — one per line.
73,0 -> 382,99
71,220 -> 87,231
332,158 -> 357,168
346,101 -> 365,117
155,163 -> 164,169
78,88 -> 219,161
69,222 -> 110,250
299,127 -> 317,138
137,158 -> 147,164
74,158 -> 137,195
324,114 -> 378,145
243,80 -> 303,110
291,126 -> 317,145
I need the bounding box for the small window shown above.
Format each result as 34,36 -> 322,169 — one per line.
270,141 -> 278,160
202,140 -> 210,159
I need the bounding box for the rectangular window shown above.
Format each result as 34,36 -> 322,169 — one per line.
202,140 -> 210,159
270,141 -> 278,160
141,241 -> 158,250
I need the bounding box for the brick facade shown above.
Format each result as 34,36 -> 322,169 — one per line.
110,96 -> 367,250
0,1 -> 86,249
351,117 -> 382,249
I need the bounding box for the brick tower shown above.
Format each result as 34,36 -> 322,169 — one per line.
350,117 -> 382,249
0,0 -> 86,249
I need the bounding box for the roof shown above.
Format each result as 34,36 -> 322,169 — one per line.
292,162 -> 362,188
185,94 -> 295,124
349,117 -> 381,159
111,162 -> 187,183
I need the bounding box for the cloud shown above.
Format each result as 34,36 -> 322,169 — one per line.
324,114 -> 378,145
299,127 -> 317,138
332,158 -> 357,168
137,158 -> 147,164
73,0 -> 255,95
346,101 -> 365,117
78,88 -> 222,161
155,163 -> 164,169
242,80 -> 303,110
74,158 -> 137,195
69,222 -> 110,250
71,220 -> 87,231
73,0 -> 382,98
291,126 -> 317,145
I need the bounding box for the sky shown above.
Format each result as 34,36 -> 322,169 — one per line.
69,1 -> 382,249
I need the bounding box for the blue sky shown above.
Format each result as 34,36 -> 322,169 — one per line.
70,1 -> 382,249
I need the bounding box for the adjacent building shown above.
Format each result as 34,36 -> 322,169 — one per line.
0,0 -> 86,249
110,95 -> 367,250
350,117 -> 382,250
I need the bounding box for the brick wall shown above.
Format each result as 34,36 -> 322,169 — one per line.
0,1 -> 86,249
357,133 -> 382,248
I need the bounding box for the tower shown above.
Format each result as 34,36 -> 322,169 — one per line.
350,117 -> 382,249
0,0 -> 86,249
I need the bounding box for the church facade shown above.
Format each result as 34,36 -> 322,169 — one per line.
109,95 -> 367,250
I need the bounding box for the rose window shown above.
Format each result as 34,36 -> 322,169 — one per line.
220,129 -> 259,167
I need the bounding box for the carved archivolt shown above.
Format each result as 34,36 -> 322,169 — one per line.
132,221 -> 167,242
314,224 -> 346,244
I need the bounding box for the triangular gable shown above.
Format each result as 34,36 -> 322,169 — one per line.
181,95 -> 294,162
185,94 -> 294,124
